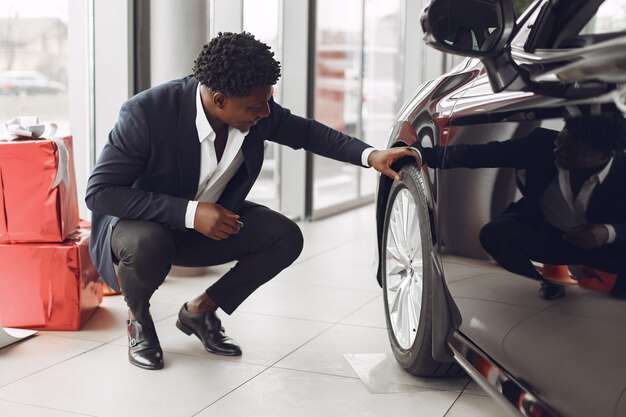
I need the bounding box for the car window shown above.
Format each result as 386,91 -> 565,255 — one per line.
513,0 -> 535,17
580,0 -> 626,35
523,0 -> 626,51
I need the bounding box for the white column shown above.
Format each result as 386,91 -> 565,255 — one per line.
68,0 -> 92,218
150,0 -> 209,87
210,0 -> 243,37
278,0 -> 309,220
93,0 -> 134,157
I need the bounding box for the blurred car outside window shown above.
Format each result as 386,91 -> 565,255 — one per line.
0,70 -> 67,95
0,0 -> 69,137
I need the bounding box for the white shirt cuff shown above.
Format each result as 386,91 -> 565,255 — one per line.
185,201 -> 199,229
361,147 -> 376,167
605,224 -> 616,244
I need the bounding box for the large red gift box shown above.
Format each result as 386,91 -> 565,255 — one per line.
0,136 -> 79,243
0,229 -> 103,330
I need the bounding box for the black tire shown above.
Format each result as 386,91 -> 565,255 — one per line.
381,164 -> 463,377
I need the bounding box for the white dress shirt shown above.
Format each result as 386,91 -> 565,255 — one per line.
539,158 -> 616,243
184,86 -> 248,228
185,84 -> 376,229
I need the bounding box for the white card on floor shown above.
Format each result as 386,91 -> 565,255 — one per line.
344,353 -> 468,394
0,327 -> 37,349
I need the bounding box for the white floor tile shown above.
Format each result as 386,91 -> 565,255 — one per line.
0,400 -> 92,417
0,344 -> 265,417
274,324 -> 392,378
198,367 -> 459,417
109,312 -> 332,367
297,206 -> 376,261
238,284 -> 378,323
345,353 -> 468,394
444,393 -> 506,417
271,241 -> 381,293
339,295 -> 387,328
0,334 -> 100,388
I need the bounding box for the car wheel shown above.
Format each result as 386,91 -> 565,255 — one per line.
382,163 -> 462,376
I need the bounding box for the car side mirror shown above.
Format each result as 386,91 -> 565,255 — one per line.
421,0 -> 519,92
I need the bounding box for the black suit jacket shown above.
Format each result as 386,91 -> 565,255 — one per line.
420,127 -> 626,243
86,75 -> 372,290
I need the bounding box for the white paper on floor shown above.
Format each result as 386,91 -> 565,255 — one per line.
344,353 -> 469,394
0,327 -> 37,349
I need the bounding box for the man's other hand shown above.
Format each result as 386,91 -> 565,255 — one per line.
194,202 -> 243,240
368,147 -> 417,180
562,224 -> 609,249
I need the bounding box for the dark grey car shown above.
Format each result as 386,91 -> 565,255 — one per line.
375,1 -> 626,416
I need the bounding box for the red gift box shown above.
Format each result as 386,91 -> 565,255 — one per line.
0,136 -> 79,243
0,228 -> 103,330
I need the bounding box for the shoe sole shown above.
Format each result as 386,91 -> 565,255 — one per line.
176,319 -> 242,357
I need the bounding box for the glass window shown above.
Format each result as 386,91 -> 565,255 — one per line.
581,0 -> 626,35
313,0 -> 363,211
513,0 -> 535,18
243,0 -> 283,211
312,0 -> 403,212
0,0 -> 69,137
360,0 -> 403,197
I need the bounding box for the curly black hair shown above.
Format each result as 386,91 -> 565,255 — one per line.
565,116 -> 626,153
193,32 -> 281,97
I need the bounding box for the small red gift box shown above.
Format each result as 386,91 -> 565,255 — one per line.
0,136 -> 79,243
0,229 -> 103,330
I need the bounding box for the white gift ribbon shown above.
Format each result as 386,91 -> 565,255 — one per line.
51,138 -> 70,189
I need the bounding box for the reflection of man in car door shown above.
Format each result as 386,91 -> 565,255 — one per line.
412,116 -> 626,300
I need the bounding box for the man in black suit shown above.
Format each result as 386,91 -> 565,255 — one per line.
86,32 -> 412,370
412,116 -> 626,300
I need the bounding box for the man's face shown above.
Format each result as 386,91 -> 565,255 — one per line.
220,85 -> 273,132
554,129 -> 611,171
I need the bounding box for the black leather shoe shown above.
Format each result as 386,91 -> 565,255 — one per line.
127,319 -> 164,370
539,281 -> 566,300
176,304 -> 242,356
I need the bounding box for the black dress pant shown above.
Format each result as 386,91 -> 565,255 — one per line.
478,211 -> 626,283
111,201 -> 304,326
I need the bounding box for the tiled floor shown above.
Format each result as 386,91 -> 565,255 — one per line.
0,204 -> 506,417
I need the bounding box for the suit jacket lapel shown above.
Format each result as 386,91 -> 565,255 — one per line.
176,76 -> 201,200
242,130 -> 264,175
588,155 -> 624,219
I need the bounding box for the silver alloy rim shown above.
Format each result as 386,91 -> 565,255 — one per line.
385,188 -> 424,350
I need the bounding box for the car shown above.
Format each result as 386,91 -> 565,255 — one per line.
0,70 -> 67,95
375,1 -> 626,416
